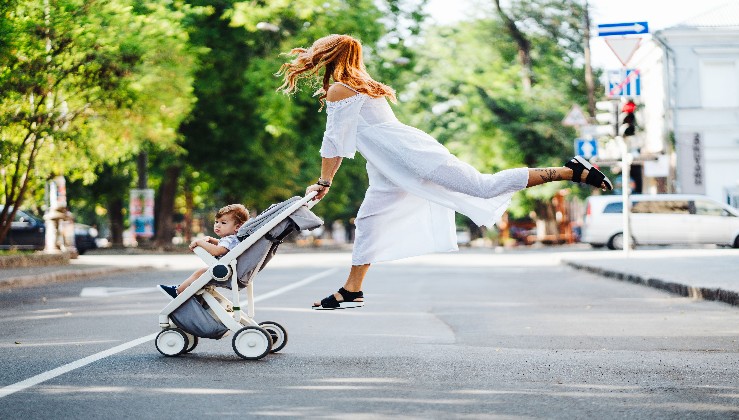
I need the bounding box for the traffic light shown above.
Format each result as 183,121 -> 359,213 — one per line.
621,99 -> 636,137
595,100 -> 618,137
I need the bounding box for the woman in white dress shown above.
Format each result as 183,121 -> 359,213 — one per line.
277,34 -> 612,310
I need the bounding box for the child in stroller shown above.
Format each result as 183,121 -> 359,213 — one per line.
155,194 -> 323,360
158,204 -> 249,298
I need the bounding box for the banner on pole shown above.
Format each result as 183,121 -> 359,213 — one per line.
130,189 -> 155,238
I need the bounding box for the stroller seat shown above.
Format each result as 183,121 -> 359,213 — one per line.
155,193 -> 323,360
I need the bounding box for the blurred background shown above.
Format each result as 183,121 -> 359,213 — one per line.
2,0 -> 738,253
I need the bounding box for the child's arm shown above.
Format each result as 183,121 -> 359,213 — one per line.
189,238 -> 229,256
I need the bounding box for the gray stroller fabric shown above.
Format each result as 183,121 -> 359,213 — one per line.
171,197 -> 322,340
237,196 -> 302,238
232,197 -> 323,288
171,297 -> 228,339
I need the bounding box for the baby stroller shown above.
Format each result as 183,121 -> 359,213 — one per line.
155,193 -> 323,360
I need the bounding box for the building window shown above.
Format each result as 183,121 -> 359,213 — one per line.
700,60 -> 738,108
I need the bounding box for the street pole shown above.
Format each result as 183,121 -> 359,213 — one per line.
618,136 -> 632,256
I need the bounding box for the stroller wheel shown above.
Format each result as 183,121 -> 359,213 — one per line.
232,326 -> 273,360
259,321 -> 288,353
155,328 -> 187,357
183,332 -> 198,353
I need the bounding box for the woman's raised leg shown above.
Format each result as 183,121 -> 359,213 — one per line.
528,157 -> 613,191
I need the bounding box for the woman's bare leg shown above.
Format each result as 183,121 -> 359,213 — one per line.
313,264 -> 370,306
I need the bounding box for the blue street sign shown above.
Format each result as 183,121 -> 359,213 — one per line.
607,68 -> 641,98
598,21 -> 649,37
575,138 -> 598,159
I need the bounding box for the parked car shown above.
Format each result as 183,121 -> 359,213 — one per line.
0,207 -> 46,250
74,223 -> 98,254
581,194 -> 739,249
1,205 -> 100,253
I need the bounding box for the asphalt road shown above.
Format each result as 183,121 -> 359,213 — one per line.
0,251 -> 737,419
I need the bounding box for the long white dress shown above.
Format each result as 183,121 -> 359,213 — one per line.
321,83 -> 529,265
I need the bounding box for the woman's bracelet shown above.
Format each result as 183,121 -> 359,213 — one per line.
316,178 -> 332,187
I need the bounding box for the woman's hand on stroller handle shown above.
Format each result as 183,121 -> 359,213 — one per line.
306,184 -> 328,201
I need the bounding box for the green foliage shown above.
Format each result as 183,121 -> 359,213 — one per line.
2,0 -> 597,242
0,0 -> 199,240
396,1 -> 589,219
180,0 -> 424,225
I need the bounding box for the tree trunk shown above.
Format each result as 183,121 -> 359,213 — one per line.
184,177 -> 193,243
493,0 -> 533,91
108,197 -> 124,247
154,165 -> 180,248
137,151 -> 148,189
583,0 -> 596,117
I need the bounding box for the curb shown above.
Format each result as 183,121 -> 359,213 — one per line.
0,266 -> 152,291
0,252 -> 71,269
564,261 -> 738,307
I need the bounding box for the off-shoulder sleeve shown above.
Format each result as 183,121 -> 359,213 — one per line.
320,95 -> 367,159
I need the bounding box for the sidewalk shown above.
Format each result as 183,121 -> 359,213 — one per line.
0,254 -> 156,290
1,247 -> 738,307
562,248 -> 739,307
0,250 -> 210,290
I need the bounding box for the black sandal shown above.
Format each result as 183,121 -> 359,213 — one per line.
565,156 -> 613,191
312,287 -> 364,310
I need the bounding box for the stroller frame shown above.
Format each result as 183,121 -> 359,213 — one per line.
155,192 -> 319,360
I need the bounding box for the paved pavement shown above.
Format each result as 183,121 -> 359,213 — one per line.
1,246 -> 737,307
562,248 -> 739,307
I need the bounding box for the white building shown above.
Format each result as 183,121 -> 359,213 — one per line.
640,3 -> 739,207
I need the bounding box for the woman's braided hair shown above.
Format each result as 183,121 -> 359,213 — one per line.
277,34 -> 396,110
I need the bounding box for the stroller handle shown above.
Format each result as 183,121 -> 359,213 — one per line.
305,190 -> 320,209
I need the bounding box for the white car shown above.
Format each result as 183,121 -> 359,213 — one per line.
581,194 -> 739,249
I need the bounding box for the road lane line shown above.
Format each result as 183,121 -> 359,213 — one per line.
241,267 -> 339,306
0,333 -> 157,399
0,267 -> 339,399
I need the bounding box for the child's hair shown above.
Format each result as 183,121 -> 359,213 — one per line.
216,204 -> 249,225
277,34 -> 396,110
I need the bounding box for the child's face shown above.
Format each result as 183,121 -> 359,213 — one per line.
213,214 -> 241,237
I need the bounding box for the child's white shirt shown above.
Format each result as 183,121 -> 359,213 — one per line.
217,234 -> 240,251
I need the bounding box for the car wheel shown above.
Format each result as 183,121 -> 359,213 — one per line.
607,233 -> 636,250
733,235 -> 739,249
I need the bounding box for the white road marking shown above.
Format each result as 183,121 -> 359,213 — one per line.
0,267 -> 339,399
241,268 -> 339,306
0,334 -> 157,399
80,287 -> 157,297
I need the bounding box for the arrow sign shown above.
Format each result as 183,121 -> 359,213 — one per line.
598,21 -> 649,37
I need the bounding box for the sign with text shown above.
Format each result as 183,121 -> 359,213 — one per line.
676,132 -> 705,194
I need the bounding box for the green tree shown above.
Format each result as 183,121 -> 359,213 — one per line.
179,0 -> 424,229
0,0 -> 198,245
399,1 -> 590,226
